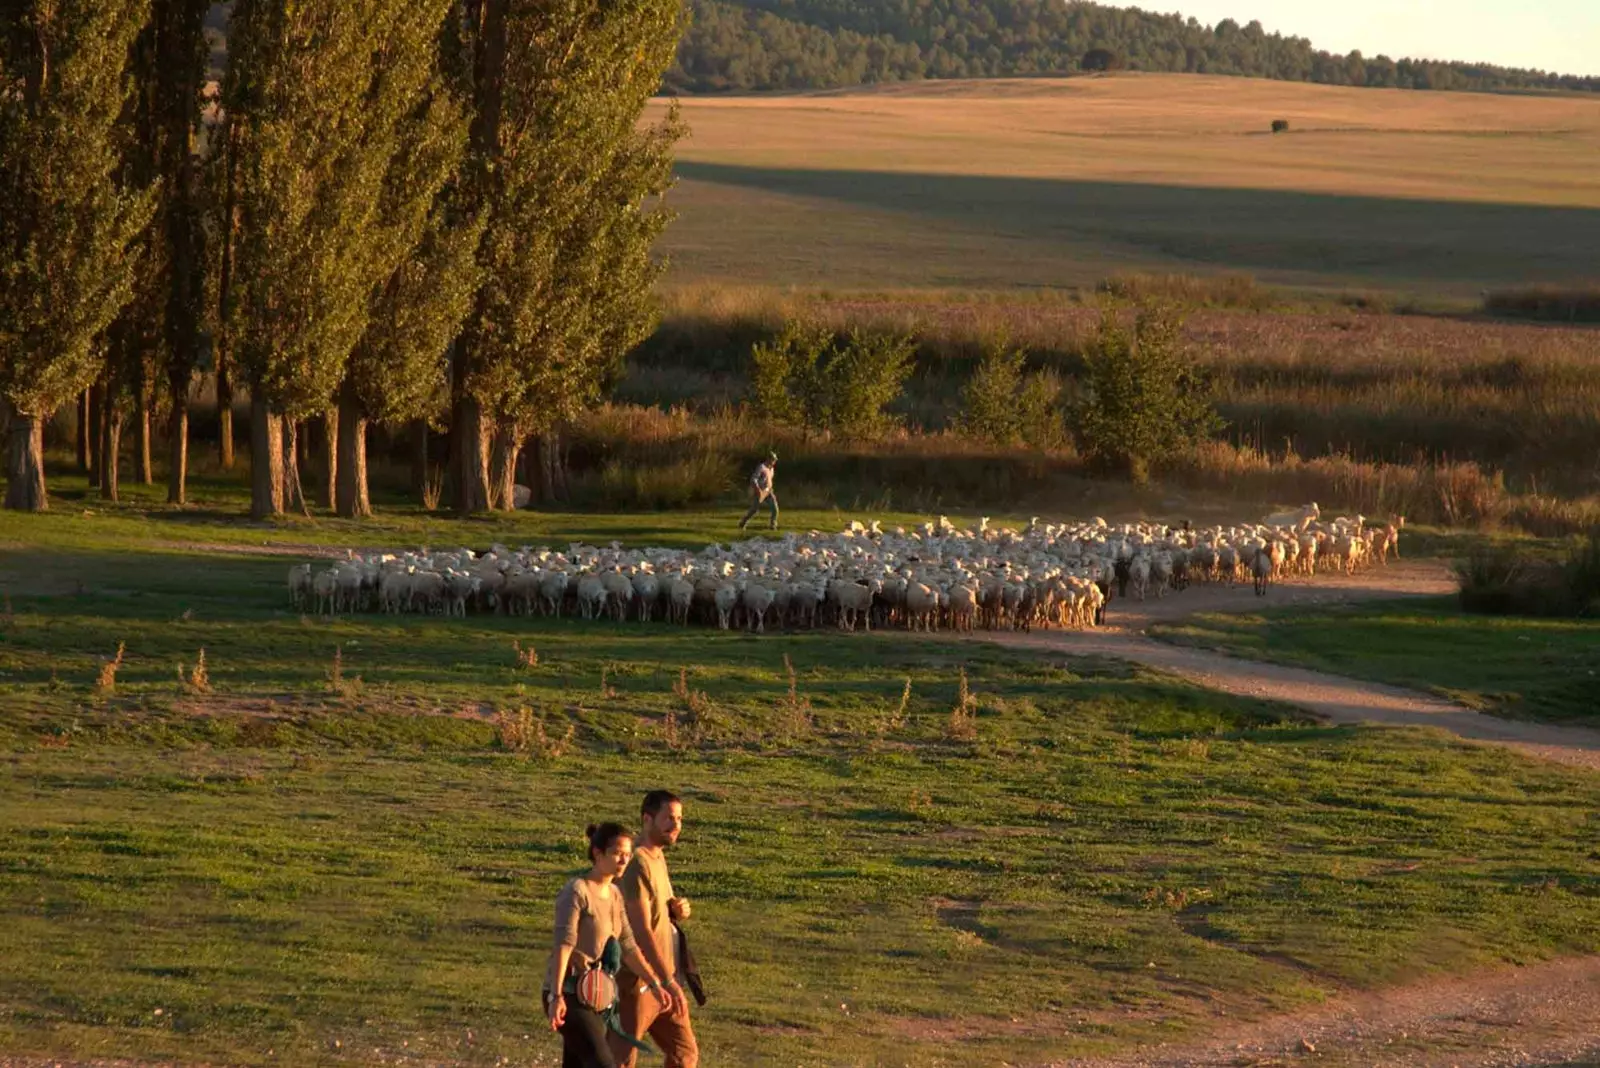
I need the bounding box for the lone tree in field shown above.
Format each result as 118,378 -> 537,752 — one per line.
222,0 -> 462,518
445,0 -> 685,512
0,0 -> 157,512
1073,305 -> 1222,483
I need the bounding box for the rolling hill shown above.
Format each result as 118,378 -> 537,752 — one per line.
649,74 -> 1600,294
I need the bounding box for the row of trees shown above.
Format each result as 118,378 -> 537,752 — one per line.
1,0 -> 684,516
665,0 -> 1600,93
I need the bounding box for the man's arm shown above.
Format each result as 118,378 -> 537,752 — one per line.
621,860 -> 687,1016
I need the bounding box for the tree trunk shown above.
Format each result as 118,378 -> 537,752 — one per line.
554,429 -> 569,501
2,399 -> 48,511
335,386 -> 371,518
489,421 -> 521,511
166,394 -> 188,505
531,428 -> 568,504
411,418 -> 429,497
217,364 -> 235,470
283,419 -> 309,516
87,384 -> 104,473
99,397 -> 123,503
322,408 -> 338,511
249,393 -> 284,518
77,390 -> 92,473
451,391 -> 490,514
135,384 -> 153,484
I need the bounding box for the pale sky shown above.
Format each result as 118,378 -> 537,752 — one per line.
1159,1 -> 1600,77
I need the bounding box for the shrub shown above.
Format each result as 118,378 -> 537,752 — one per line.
1483,285 -> 1600,323
1073,306 -> 1223,482
1017,370 -> 1068,449
960,335 -> 1068,449
750,318 -> 914,441
1455,531 -> 1600,616
751,319 -> 831,438
571,450 -> 735,510
1098,272 -> 1272,310
1271,119 -> 1290,133
826,328 -> 917,440
959,334 -> 1027,445
1081,47 -> 1123,72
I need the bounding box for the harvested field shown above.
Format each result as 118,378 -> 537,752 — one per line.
649,74 -> 1600,294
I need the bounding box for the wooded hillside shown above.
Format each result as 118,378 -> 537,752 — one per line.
664,0 -> 1600,94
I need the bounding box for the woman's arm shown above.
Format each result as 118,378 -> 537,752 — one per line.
545,881 -> 582,1029
544,944 -> 574,1030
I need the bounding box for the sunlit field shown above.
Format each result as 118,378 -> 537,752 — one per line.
648,73 -> 1600,294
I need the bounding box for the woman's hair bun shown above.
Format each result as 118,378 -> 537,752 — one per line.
585,823 -> 599,838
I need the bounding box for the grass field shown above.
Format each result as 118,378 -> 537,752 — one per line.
648,73 -> 1600,294
1151,597 -> 1600,726
3,500 -> 1600,1064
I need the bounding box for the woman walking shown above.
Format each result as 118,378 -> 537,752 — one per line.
545,822 -> 674,1068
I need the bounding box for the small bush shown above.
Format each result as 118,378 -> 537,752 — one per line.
572,450 -> 735,510
1455,531 -> 1600,616
1271,119 -> 1290,133
184,648 -> 212,694
1483,285 -> 1600,323
496,705 -> 575,760
947,667 -> 978,742
774,654 -> 814,740
421,464 -> 445,511
1098,272 -> 1272,311
96,642 -> 126,694
959,334 -> 1027,445
1073,305 -> 1224,483
750,318 -> 915,441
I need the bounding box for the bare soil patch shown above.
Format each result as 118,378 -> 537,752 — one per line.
1060,953 -> 1600,1068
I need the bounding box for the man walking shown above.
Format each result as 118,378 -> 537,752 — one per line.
612,790 -> 698,1068
738,451 -> 779,531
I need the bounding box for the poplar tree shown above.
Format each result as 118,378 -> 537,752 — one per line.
153,0 -> 210,504
447,0 -> 684,512
0,0 -> 156,511
333,58 -> 480,518
222,0 -> 459,517
103,0 -> 207,502
334,194 -> 482,519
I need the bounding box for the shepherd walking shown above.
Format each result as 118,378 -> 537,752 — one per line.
738,452 -> 779,531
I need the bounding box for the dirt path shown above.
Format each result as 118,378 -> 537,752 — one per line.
1060,954 -> 1600,1068
974,561 -> 1600,773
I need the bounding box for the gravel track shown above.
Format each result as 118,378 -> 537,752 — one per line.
975,560 -> 1600,773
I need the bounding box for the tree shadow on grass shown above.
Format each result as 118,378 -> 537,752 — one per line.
676,162 -> 1600,290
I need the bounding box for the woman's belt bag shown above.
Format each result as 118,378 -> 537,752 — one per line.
567,963 -> 619,1013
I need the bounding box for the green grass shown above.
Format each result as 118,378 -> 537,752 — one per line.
3,507 -> 1599,1064
1152,597 -> 1600,725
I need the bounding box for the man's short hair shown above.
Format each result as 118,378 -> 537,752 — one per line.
642,789 -> 682,817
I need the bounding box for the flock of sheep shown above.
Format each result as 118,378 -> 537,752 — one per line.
288,503 -> 1402,634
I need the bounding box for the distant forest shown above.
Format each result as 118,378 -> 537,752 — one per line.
664,0 -> 1600,94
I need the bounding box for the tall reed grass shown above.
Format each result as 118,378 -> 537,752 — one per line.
568,403 -> 1600,535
